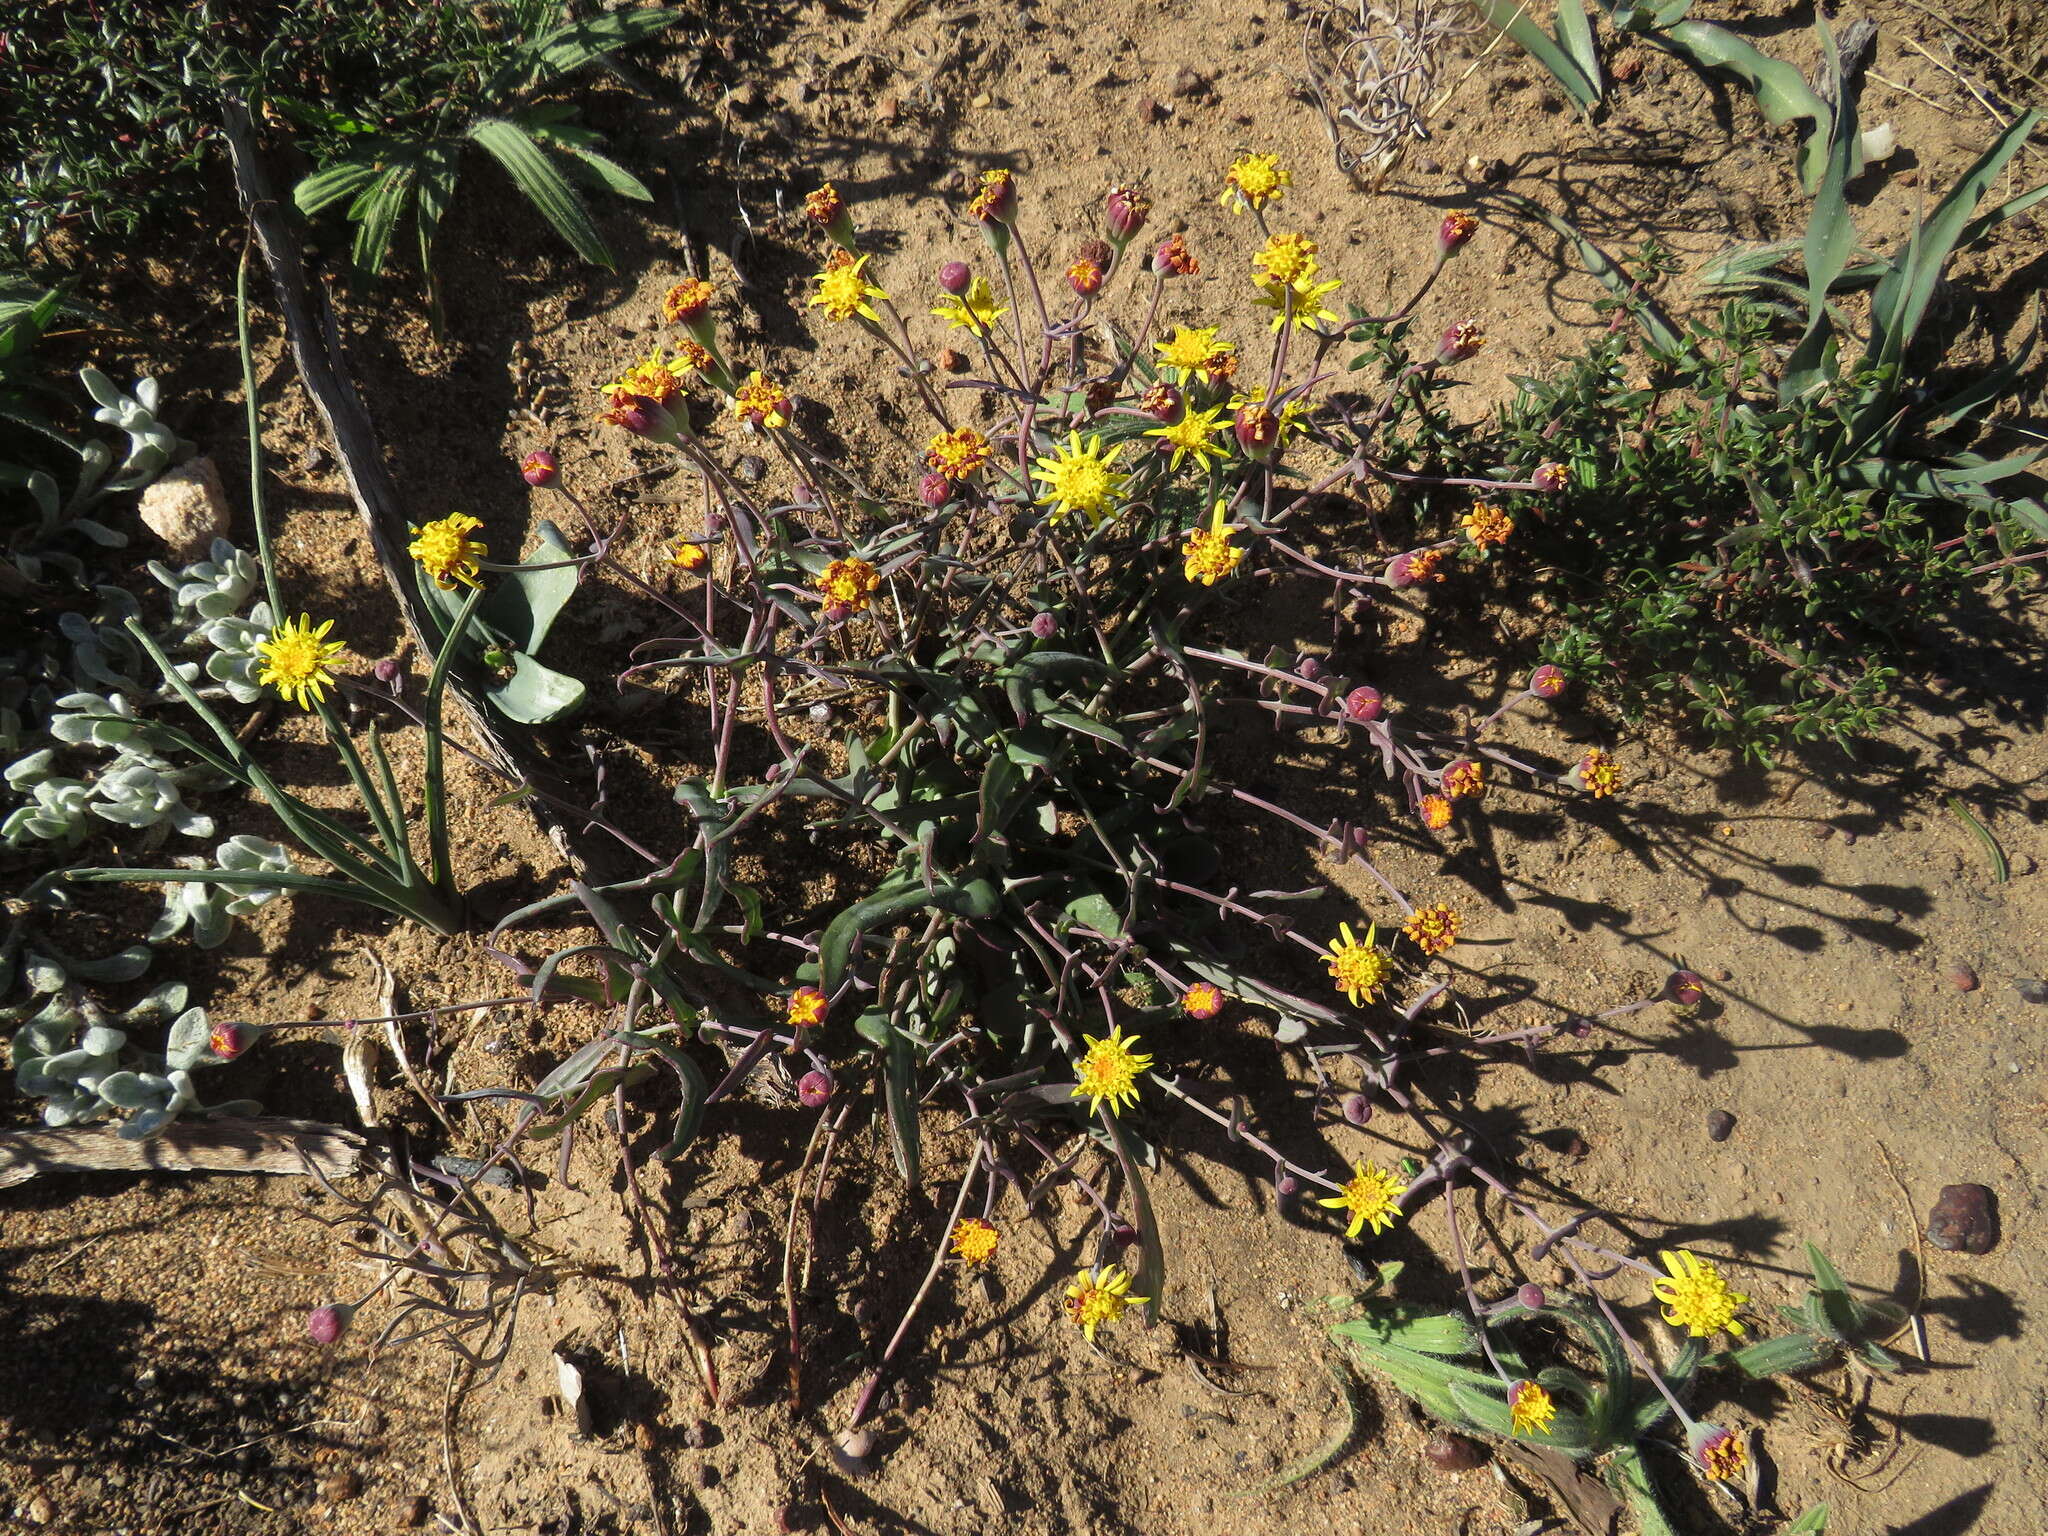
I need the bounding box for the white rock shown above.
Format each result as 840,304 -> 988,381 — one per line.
138,456 -> 230,560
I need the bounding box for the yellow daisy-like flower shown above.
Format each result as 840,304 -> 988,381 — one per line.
1032,431 -> 1127,525
1071,1023 -> 1153,1116
1180,500 -> 1244,586
1064,1264 -> 1148,1342
1219,152 -> 1291,214
1402,902 -> 1461,955
1443,759 -> 1485,800
1180,982 -> 1225,1019
931,275 -> 1009,333
255,613 -> 345,711
950,1217 -> 1000,1267
1317,1159 -> 1406,1239
407,512 -> 487,591
809,251 -> 887,324
1254,274 -> 1344,332
1155,325 -> 1212,378
814,557 -> 881,614
1252,232 -> 1319,287
787,986 -> 829,1028
668,538 -> 709,571
1578,748 -> 1622,799
1509,1380 -> 1557,1437
1322,921 -> 1393,1006
925,425 -> 993,482
1463,503 -> 1514,550
1419,793 -> 1453,831
1146,403 -> 1228,472
1653,1250 -> 1747,1339
606,346 -> 686,407
731,371 -> 793,430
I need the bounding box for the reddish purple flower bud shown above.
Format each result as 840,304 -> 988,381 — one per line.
968,169 -> 1016,224
1569,1016 -> 1596,1038
1517,1283 -> 1547,1311
798,1069 -> 835,1108
306,1303 -> 355,1345
1153,233 -> 1198,276
1532,461 -> 1569,493
1138,381 -> 1182,421
1342,686 -> 1383,723
208,1021 -> 250,1060
1297,655 -> 1324,681
1105,184 -> 1151,243
1435,321 -> 1486,364
1529,663 -> 1567,699
1437,211 -> 1479,256
373,658 -> 402,686
919,471 -> 952,508
1275,1172 -> 1299,1199
1029,612 -> 1057,639
1067,258 -> 1105,298
1665,970 -> 1708,1008
1341,1092 -> 1373,1126
1233,403 -> 1280,460
1110,1223 -> 1139,1250
938,260 -> 972,295
520,448 -> 559,487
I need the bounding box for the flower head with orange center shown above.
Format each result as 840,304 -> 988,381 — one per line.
1323,922 -> 1393,1006
1032,431 -> 1127,525
606,346 -> 685,407
1419,793 -> 1453,831
1254,273 -> 1344,331
1071,1024 -> 1153,1116
1577,748 -> 1622,799
1154,324 -> 1227,381
1065,1264 -> 1147,1342
1180,982 -> 1225,1020
1146,403 -> 1228,472
1509,1380 -> 1557,1437
787,987 -> 829,1029
1533,461 -> 1570,492
968,168 -> 1017,222
255,614 -> 345,710
1442,759 -> 1485,800
925,426 -> 992,482
1438,210 -> 1479,254
1403,902 -> 1461,955
810,251 -> 887,324
668,538 -> 709,571
1438,321 -> 1487,362
1180,500 -> 1244,586
1691,1425 -> 1748,1482
1068,256 -> 1105,297
1317,1159 -> 1406,1238
1252,232 -> 1319,287
1463,503 -> 1514,550
804,183 -> 852,243
1219,152 -> 1291,214
408,513 -> 487,591
663,278 -> 715,325
930,275 -> 1009,333
1154,234 -> 1199,276
1653,1250 -> 1747,1338
731,371 -> 792,430
950,1217 -> 1000,1266
1392,548 -> 1446,585
814,557 -> 881,615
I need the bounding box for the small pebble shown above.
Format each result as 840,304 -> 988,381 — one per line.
1926,1183 -> 1998,1255
735,454 -> 767,485
683,1418 -> 714,1449
2015,978 -> 2048,1006
1170,66 -> 1208,98
1705,1110 -> 1735,1143
1950,964 -> 1980,992
25,1493 -> 54,1526
1423,1432 -> 1486,1471
398,1494 -> 430,1528
319,1469 -> 362,1503
939,348 -> 968,373
1138,97 -> 1168,124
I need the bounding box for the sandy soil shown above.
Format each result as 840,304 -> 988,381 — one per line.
5,1 -> 2046,1533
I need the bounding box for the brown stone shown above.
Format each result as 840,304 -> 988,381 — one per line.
1927,1183 -> 1998,1254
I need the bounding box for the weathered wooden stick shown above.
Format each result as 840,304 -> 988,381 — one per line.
0,1118 -> 367,1188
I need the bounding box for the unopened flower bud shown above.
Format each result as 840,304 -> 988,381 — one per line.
1342,686 -> 1383,723
1569,1016 -> 1595,1038
1341,1092 -> 1373,1126
798,1068 -> 835,1108
1436,321 -> 1486,364
520,448 -> 559,487
804,182 -> 857,247
968,168 -> 1016,224
1665,970 -> 1707,1008
1110,1223 -> 1139,1250
1067,258 -> 1105,298
1105,184 -> 1151,243
1532,461 -> 1569,493
1517,1283 -> 1547,1311
919,472 -> 952,508
1029,612 -> 1058,640
1138,382 -> 1181,421
208,1021 -> 251,1060
1274,1172 -> 1299,1199
307,1303 -> 355,1345
938,259 -> 972,295
1233,402 -> 1279,460
373,658 -> 402,686
1529,663 -> 1566,699
1297,655 -> 1323,682
1437,211 -> 1479,256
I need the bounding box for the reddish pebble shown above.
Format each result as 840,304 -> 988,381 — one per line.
1423,1432 -> 1486,1471
1950,964 -> 1980,992
1927,1183 -> 1998,1254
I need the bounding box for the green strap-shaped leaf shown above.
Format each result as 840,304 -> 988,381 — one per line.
1779,13 -> 1859,403
514,6 -> 686,85
294,160 -> 381,217
466,116 -> 614,268
1472,0 -> 1602,113
1555,0 -> 1604,103
817,872 -> 1001,994
350,158 -> 420,279
555,143 -> 655,202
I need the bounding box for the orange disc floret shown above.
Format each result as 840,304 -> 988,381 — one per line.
814,557 -> 881,615
1442,759 -> 1485,800
950,1217 -> 1000,1266
663,278 -> 715,325
968,168 -> 1017,223
1577,748 -> 1622,799
668,538 -> 709,571
1180,982 -> 1225,1019
1153,233 -> 1199,276
1419,793 -> 1453,831
1462,503 -> 1514,550
925,426 -> 993,482
1402,902 -> 1461,955
787,986 -> 829,1028
731,371 -> 793,430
